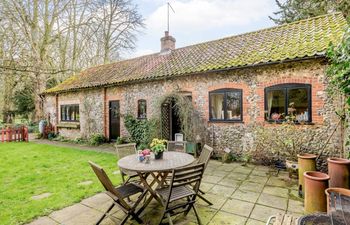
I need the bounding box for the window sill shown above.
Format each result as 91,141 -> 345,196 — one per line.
208,120 -> 244,124
265,121 -> 314,125
57,122 -> 80,129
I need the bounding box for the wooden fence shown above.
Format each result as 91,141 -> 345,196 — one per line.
1,126 -> 28,142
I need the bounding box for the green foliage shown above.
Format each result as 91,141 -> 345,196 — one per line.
13,85 -> 35,119
88,133 -> 106,146
327,26 -> 350,108
155,92 -> 208,144
150,138 -> 167,154
116,136 -> 130,145
270,0 -> 347,25
137,143 -> 149,150
47,132 -> 57,140
124,114 -> 159,147
0,142 -> 120,225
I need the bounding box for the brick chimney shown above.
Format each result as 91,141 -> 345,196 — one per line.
160,31 -> 176,52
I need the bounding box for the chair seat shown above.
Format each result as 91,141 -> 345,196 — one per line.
156,185 -> 195,202
115,183 -> 144,199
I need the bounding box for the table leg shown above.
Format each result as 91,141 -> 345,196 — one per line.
135,171 -> 170,215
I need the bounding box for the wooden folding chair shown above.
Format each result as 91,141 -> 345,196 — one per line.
89,161 -> 148,225
155,163 -> 206,225
115,143 -> 139,183
195,144 -> 214,206
167,141 -> 187,152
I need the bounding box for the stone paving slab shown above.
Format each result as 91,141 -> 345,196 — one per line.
26,160 -> 304,225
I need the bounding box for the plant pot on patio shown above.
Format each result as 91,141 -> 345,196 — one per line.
298,153 -> 317,197
304,171 -> 330,213
327,157 -> 350,188
325,187 -> 350,214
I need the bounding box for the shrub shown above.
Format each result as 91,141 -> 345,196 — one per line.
47,132 -> 57,140
137,143 -> 149,150
89,133 -> 106,146
73,137 -> 87,145
124,114 -> 159,147
116,136 -> 130,145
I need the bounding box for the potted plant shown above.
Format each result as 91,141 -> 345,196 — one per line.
150,138 -> 167,159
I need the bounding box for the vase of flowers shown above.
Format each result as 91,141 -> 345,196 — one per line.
150,138 -> 167,160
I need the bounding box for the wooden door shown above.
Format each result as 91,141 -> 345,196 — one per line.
109,101 -> 120,140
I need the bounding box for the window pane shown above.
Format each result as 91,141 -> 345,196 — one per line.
210,93 -> 224,119
267,89 -> 285,120
75,106 -> 80,120
61,105 -> 79,121
226,91 -> 241,120
138,100 -> 147,118
288,88 -> 309,122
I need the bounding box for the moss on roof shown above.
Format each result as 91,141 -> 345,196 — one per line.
46,13 -> 347,94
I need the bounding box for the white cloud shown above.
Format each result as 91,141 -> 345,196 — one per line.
146,0 -> 275,34
125,0 -> 277,58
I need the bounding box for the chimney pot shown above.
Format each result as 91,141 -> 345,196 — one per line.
160,31 -> 176,52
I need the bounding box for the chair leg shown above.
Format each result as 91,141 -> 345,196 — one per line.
166,213 -> 174,225
120,214 -> 130,225
131,212 -> 143,224
197,193 -> 213,206
157,211 -> 166,225
193,205 -> 202,225
198,188 -> 205,194
95,202 -> 115,225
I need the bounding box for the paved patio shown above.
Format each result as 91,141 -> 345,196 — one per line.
27,160 -> 304,225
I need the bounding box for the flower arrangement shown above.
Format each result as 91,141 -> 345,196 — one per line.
150,138 -> 167,154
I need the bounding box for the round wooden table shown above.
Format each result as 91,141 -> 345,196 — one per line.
118,152 -> 195,212
118,151 -> 195,172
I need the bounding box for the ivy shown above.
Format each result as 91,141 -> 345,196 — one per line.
124,114 -> 159,147
327,24 -> 350,107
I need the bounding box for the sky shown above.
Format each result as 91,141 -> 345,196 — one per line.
122,0 -> 280,59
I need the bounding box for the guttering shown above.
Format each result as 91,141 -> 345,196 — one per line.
44,55 -> 326,95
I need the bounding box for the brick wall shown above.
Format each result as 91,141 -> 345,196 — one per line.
44,58 -> 344,159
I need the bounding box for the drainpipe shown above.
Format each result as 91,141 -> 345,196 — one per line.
103,87 -> 107,139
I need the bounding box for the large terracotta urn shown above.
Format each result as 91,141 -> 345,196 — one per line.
304,171 -> 329,213
325,188 -> 350,214
298,153 -> 317,197
327,157 -> 350,188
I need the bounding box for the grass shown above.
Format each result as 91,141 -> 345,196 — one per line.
0,142 -> 121,225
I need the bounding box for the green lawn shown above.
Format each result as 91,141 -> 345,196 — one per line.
0,142 -> 121,225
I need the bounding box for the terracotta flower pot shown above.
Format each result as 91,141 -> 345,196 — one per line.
304,171 -> 330,213
298,153 -> 317,197
325,188 -> 350,214
327,157 -> 350,188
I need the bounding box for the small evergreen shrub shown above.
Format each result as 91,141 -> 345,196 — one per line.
116,136 -> 130,145
89,133 -> 106,146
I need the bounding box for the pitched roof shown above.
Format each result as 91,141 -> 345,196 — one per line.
46,13 -> 347,94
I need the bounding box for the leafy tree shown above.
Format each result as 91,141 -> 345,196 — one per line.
13,84 -> 35,119
269,0 -> 348,25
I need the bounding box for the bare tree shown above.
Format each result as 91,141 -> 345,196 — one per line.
0,0 -> 144,121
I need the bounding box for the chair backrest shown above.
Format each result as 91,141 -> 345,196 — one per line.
197,144 -> 213,168
115,143 -> 137,159
175,133 -> 184,142
167,141 -> 187,152
88,161 -> 129,208
330,192 -> 350,224
168,163 -> 205,198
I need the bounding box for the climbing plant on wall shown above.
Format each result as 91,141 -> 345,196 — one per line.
327,19 -> 350,154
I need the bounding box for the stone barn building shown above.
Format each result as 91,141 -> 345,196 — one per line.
43,13 -> 347,159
